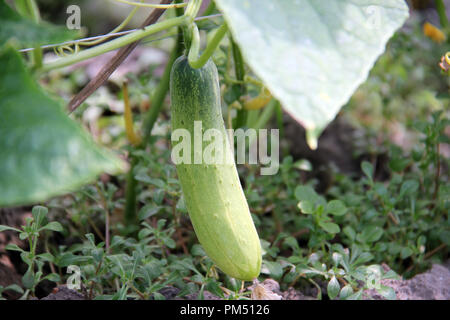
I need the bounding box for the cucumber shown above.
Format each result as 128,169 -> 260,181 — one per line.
170,56 -> 261,280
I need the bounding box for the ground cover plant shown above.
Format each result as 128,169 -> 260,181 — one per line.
0,0 -> 448,301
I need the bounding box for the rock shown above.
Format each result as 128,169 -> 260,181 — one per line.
365,262 -> 450,300
41,286 -> 85,300
182,290 -> 222,300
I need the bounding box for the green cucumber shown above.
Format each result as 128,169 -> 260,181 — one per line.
170,56 -> 261,280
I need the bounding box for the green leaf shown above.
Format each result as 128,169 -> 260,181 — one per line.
22,268 -> 35,289
0,225 -> 20,233
400,247 -> 413,259
346,290 -> 363,300
5,243 -> 24,252
138,204 -> 162,221
339,285 -> 353,299
36,252 -> 54,262
377,285 -> 396,300
294,185 -> 323,205
262,261 -> 283,280
297,200 -> 314,214
343,226 -> 356,241
0,0 -> 78,48
327,276 -> 340,300
399,180 -> 419,197
43,273 -> 60,283
40,221 -> 63,232
32,205 -> 48,227
0,46 -> 125,207
358,226 -> 384,243
318,221 -> 340,234
361,161 -> 374,181
215,0 -> 409,145
326,200 -> 347,216
4,284 -> 23,294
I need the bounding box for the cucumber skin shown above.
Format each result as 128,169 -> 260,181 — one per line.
170,56 -> 261,280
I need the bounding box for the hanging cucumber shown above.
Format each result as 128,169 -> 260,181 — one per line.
170,56 -> 261,281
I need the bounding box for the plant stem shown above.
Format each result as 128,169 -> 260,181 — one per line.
124,157 -> 138,225
435,0 -> 449,28
16,0 -> 43,68
142,35 -> 183,143
432,143 -> 441,201
231,37 -> 247,128
188,23 -> 227,68
113,0 -> 187,8
124,1 -> 185,225
42,15 -> 187,72
253,99 -> 278,131
14,0 -> 28,16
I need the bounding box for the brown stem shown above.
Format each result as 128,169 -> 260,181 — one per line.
424,242 -> 447,260
67,0 -> 173,113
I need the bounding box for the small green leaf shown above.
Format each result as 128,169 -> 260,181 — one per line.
294,185 -> 320,202
32,206 -> 48,227
138,204 -> 161,221
318,221 -> 340,234
43,273 -> 60,283
191,244 -> 206,257
5,243 -> 24,252
19,232 -> 28,240
327,276 -> 340,300
326,200 -> 347,216
377,285 -> 396,300
353,252 -> 374,265
37,253 -> 54,262
358,226 -> 383,243
340,285 -> 353,300
0,225 -> 20,233
389,158 -> 410,172
298,200 -> 314,214
262,261 -> 283,280
22,269 -> 35,289
400,247 -> 413,259
343,226 -> 356,241
346,290 -> 363,300
361,161 -> 374,181
40,221 -> 63,232
399,180 -> 419,197
4,284 -> 23,294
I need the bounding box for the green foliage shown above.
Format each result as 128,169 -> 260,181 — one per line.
0,0 -> 78,47
0,206 -> 63,298
0,0 -> 448,301
214,0 -> 409,143
0,46 -> 125,207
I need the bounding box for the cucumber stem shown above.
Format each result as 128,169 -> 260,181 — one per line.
188,23 -> 228,69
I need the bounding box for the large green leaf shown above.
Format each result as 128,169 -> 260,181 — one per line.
0,0 -> 77,48
0,46 -> 125,207
215,0 -> 409,148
